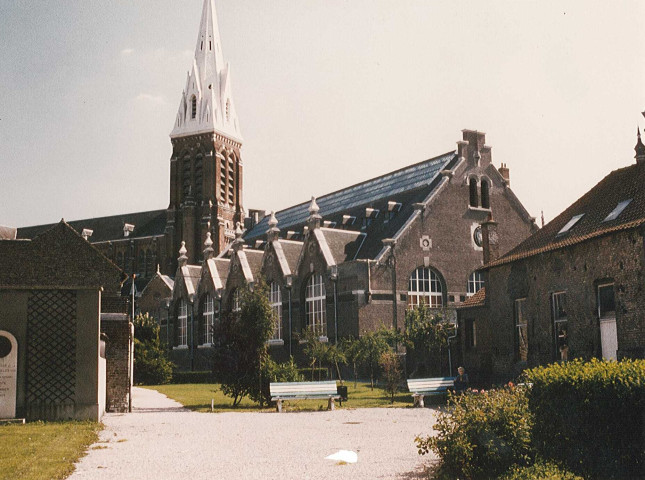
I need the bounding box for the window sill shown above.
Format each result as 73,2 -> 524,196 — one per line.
468,206 -> 491,213
267,339 -> 284,347
197,343 -> 214,349
173,345 -> 188,350
298,336 -> 328,344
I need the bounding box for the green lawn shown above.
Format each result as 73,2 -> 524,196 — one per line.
144,381 -> 444,412
0,421 -> 101,480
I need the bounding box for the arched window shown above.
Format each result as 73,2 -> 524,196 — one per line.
469,177 -> 478,207
305,274 -> 326,336
191,95 -> 197,119
177,300 -> 188,347
202,294 -> 215,345
269,282 -> 282,340
408,267 -> 443,309
480,178 -> 490,209
467,271 -> 485,296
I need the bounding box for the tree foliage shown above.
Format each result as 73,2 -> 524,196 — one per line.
379,350 -> 403,403
211,280 -> 274,406
133,313 -> 173,385
404,305 -> 454,376
354,328 -> 393,390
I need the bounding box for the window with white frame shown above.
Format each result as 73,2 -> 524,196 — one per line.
515,298 -> 528,361
407,267 -> 443,308
552,292 -> 568,361
231,289 -> 241,313
178,300 -> 188,347
305,275 -> 326,336
467,271 -> 485,296
269,282 -> 282,340
203,294 -> 215,345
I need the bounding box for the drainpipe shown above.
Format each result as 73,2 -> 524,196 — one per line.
189,294 -> 195,371
447,318 -> 458,377
331,265 -> 339,345
286,276 -> 293,356
383,239 -> 398,352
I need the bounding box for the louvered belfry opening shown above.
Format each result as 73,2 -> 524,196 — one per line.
26,290 -> 77,420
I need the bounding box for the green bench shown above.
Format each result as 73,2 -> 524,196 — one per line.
407,377 -> 456,407
269,380 -> 340,412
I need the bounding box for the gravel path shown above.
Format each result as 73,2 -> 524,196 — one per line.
70,387 -> 439,480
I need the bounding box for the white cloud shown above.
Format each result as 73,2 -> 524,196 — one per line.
135,93 -> 166,105
121,48 -> 134,56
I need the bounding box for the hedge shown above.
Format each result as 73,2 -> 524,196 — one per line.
523,359 -> 645,479
500,460 -> 583,480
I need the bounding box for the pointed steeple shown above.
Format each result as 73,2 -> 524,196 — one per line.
170,0 -> 242,142
635,126 -> 645,165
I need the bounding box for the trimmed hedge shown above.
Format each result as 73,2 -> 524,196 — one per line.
524,359 -> 645,479
171,370 -> 216,384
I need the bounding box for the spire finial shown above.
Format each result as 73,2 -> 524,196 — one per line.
635,125 -> 645,165
178,241 -> 188,267
268,211 -> 278,229
266,211 -> 280,241
203,232 -> 214,260
308,196 -> 320,216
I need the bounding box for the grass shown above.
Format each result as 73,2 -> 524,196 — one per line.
144,381 -> 446,412
0,421 -> 101,480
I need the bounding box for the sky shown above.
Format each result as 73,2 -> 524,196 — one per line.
1,0 -> 644,229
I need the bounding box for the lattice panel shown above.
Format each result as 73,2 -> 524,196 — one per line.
27,290 -> 77,408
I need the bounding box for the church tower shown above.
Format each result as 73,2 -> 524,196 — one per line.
165,0 -> 243,270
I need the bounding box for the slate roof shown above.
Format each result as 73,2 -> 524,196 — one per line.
487,161 -> 645,268
17,209 -> 167,243
317,228 -> 365,264
245,152 -> 457,260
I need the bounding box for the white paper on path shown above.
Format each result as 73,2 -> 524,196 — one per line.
325,450 -> 358,464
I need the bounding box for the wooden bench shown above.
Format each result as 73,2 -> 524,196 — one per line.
270,380 -> 340,412
407,377 -> 456,407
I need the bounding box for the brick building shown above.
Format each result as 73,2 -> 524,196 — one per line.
458,129 -> 645,383
0,221 -> 131,420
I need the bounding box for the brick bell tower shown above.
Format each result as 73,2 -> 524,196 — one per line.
165,0 -> 243,272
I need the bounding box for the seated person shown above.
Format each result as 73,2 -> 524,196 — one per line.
453,366 -> 469,393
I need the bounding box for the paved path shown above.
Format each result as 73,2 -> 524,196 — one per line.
70,387 -> 438,480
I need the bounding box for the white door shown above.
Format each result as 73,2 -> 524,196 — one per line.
600,319 -> 618,361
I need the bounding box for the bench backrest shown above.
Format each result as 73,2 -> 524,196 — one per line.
407,377 -> 456,393
270,380 -> 338,397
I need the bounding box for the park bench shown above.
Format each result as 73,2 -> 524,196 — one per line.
270,380 -> 340,412
407,377 -> 456,407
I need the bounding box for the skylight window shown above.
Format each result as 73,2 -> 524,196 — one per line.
603,199 -> 632,222
557,214 -> 584,235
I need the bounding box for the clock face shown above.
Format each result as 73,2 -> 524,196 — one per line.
473,226 -> 483,247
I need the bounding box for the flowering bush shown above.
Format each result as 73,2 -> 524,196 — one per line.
416,384 -> 532,479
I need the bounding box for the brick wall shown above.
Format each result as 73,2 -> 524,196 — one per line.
101,314 -> 132,413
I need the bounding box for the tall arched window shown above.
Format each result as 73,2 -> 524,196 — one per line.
467,271 -> 485,296
269,282 -> 282,340
408,267 -> 443,308
191,95 -> 197,119
178,300 -> 188,347
469,177 -> 478,207
231,289 -> 241,313
202,294 -> 215,345
480,178 -> 490,209
305,274 -> 326,336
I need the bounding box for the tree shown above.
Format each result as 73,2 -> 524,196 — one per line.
379,350 -> 403,403
355,328 -> 392,390
340,337 -> 361,388
404,305 -> 454,377
211,280 -> 274,406
323,344 -> 347,384
301,329 -> 328,381
133,313 -> 173,385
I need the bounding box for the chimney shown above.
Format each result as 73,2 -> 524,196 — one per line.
498,163 -> 510,186
481,213 -> 499,264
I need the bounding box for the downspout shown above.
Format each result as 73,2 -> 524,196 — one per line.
333,281 -> 339,345
189,294 -> 195,371
286,276 -> 293,356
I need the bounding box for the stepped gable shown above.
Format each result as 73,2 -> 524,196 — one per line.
17,209 -> 167,243
488,161 -> 645,268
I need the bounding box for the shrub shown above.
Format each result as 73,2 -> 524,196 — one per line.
416,385 -> 533,479
133,313 -> 173,385
253,357 -> 303,405
500,460 -> 583,480
524,358 -> 645,479
379,351 -> 403,403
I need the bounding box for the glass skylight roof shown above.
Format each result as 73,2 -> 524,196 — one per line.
557,213 -> 584,235
603,199 -> 632,222
245,152 -> 455,239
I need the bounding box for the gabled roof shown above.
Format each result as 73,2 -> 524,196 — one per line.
459,288 -> 486,308
245,152 -> 457,260
0,220 -> 125,291
17,209 -> 167,243
487,162 -> 645,268
179,265 -> 202,298
317,228 -> 365,264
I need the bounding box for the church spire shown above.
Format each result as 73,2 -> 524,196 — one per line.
170,0 -> 242,142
